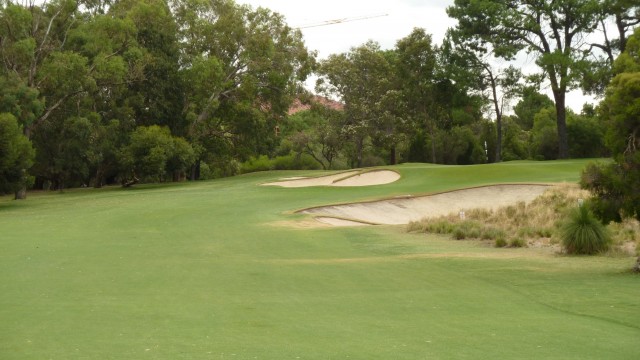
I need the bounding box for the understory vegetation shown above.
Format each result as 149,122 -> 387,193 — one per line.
407,184 -> 640,255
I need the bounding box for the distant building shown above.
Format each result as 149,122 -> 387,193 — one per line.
288,95 -> 344,115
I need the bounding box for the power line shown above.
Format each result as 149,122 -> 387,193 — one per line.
295,13 -> 388,29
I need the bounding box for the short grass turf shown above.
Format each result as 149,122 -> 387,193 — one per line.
1,160 -> 638,359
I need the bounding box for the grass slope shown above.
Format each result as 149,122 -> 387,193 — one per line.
1,160 -> 638,359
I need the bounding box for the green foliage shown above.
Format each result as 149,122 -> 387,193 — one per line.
531,107 -> 559,160
561,206 -> 611,255
494,237 -> 507,248
30,114 -> 100,189
513,87 -> 554,131
272,154 -> 320,171
0,113 -> 35,194
120,125 -> 195,182
240,153 -> 321,174
240,155 -> 273,174
567,113 -> 608,158
447,0 -> 607,159
582,28 -> 640,223
0,75 -> 44,128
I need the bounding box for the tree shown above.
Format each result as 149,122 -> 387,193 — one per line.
172,0 -> 314,177
317,41 -> 400,166
513,86 -> 555,130
111,0 -> 187,135
443,30 -> 522,162
582,0 -> 639,94
396,28 -> 439,163
119,125 -> 194,184
581,28 -> 640,222
447,0 -> 604,159
0,0 -> 146,197
0,113 -> 34,195
31,115 -> 98,190
287,107 -> 344,170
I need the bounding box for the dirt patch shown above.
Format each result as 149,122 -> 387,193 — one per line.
299,184 -> 550,226
262,170 -> 400,188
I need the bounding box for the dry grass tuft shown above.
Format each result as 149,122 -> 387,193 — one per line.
408,183 -> 639,253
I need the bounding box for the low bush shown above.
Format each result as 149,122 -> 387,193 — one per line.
495,238 -> 508,248
272,154 -> 321,170
509,237 -> 527,248
240,155 -> 272,173
561,206 -> 611,255
241,153 -> 322,174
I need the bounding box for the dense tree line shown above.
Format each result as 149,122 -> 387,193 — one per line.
0,0 -> 638,200
0,0 -> 312,198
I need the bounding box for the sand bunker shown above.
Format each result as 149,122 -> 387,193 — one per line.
263,170 -> 400,188
298,184 -> 550,226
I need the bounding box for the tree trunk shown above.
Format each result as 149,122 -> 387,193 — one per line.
495,113 -> 503,163
14,187 -> 27,200
356,136 -> 363,168
553,91 -> 569,159
14,168 -> 28,200
389,144 -> 397,165
489,74 -> 502,163
430,124 -> 437,164
190,160 -> 201,181
93,168 -> 104,188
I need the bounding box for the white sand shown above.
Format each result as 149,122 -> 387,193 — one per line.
299,184 -> 550,225
263,170 -> 400,188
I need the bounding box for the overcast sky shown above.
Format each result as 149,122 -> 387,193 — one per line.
237,0 -> 593,111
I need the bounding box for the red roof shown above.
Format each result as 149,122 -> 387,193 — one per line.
288,95 -> 344,115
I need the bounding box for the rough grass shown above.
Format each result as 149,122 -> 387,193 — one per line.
408,183 -> 639,253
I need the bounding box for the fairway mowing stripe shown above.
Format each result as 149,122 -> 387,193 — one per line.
266,250 -> 556,265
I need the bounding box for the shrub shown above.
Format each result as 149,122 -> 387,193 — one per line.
495,238 -> 508,248
561,206 -> 611,255
509,237 -> 527,248
361,154 -> 386,167
240,155 -> 272,173
272,154 -> 321,170
482,227 -> 506,240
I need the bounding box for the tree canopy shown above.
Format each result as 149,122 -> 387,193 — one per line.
0,0 -> 637,198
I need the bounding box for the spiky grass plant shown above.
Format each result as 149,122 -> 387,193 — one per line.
561,205 -> 611,255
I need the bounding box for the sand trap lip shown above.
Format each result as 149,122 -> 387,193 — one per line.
263,170 -> 400,188
298,184 -> 550,226
314,217 -> 373,227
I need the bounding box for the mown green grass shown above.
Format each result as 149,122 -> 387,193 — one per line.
1,160 -> 638,359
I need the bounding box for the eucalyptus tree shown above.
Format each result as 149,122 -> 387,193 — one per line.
447,0 -> 605,159
395,28 -> 439,163
317,41 -> 404,166
171,0 -> 314,177
0,0 -> 146,196
111,0 -> 186,135
443,30 -> 522,162
0,113 -> 34,195
582,0 -> 640,93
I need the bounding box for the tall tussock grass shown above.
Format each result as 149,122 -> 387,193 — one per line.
407,184 -> 638,253
561,205 -> 611,255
